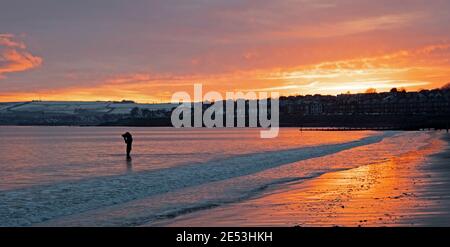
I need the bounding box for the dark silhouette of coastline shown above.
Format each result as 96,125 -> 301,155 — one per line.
1,87 -> 449,130
98,87 -> 450,131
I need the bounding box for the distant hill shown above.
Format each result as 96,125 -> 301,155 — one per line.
0,101 -> 177,115
1,88 -> 450,130
0,101 -> 177,126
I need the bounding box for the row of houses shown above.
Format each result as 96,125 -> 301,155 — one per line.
279,88 -> 450,116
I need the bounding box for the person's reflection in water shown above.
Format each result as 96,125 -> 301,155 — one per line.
126,158 -> 133,172
122,132 -> 133,159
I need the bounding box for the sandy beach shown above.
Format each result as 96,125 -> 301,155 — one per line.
153,132 -> 450,227
2,129 -> 449,226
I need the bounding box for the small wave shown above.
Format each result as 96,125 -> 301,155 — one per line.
121,175 -> 325,226
0,132 -> 393,226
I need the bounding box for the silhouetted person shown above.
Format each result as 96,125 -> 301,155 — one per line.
122,132 -> 133,159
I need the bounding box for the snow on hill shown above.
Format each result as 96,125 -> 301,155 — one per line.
0,101 -> 177,115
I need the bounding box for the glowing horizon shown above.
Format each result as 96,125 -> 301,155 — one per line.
1,0 -> 450,103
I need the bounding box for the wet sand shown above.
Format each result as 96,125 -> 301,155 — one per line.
154,133 -> 450,227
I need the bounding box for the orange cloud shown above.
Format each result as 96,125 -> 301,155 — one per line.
255,43 -> 450,94
0,42 -> 449,103
0,34 -> 26,48
0,34 -> 42,78
266,12 -> 425,40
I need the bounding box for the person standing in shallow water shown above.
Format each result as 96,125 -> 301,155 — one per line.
122,132 -> 133,159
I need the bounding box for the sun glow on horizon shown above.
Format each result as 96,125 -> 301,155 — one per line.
1,1 -> 450,103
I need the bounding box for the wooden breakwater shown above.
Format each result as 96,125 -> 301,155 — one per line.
298,127 -> 447,131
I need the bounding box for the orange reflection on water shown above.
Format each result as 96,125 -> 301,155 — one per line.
161,133 -> 445,227
255,139 -> 442,226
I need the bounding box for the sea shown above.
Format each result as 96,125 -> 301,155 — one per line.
0,126 -> 437,226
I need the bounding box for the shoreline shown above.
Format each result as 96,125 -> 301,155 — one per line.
0,125 -> 445,132
153,132 -> 450,227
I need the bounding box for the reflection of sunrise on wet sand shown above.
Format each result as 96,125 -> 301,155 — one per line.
154,132 -> 450,227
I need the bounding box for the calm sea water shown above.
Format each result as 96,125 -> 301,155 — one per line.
0,126 -> 436,226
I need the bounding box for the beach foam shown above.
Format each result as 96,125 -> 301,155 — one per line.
0,131 -> 393,226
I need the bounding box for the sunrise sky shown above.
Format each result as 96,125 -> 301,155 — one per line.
1,0 -> 450,103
